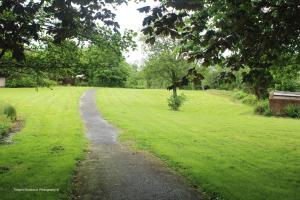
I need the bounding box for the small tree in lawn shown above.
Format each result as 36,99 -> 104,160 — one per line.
143,51 -> 190,110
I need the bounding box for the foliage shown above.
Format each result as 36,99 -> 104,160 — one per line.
3,105 -> 16,121
57,32 -> 134,87
0,103 -> 16,121
6,76 -> 36,88
0,28 -> 135,87
274,81 -> 300,92
143,51 -> 192,89
0,40 -> 82,86
0,115 -> 11,137
271,56 -> 300,92
284,104 -> 300,118
0,0 -> 128,62
231,89 -> 257,106
167,93 -> 186,111
96,88 -> 300,200
0,103 -> 16,137
142,36 -> 204,91
255,100 -> 272,116
140,0 -> 300,98
88,63 -> 130,87
81,44 -> 131,87
6,74 -> 57,88
200,66 -> 248,91
125,65 -> 147,89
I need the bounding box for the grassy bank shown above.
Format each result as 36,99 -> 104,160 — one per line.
96,88 -> 300,200
0,87 -> 88,199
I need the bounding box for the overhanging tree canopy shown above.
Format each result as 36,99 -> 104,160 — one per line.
139,0 -> 300,98
0,0 -> 128,61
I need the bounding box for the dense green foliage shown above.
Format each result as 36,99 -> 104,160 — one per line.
0,0 -> 128,62
0,1 -> 136,88
230,89 -> 257,106
81,44 -> 132,87
2,104 -> 16,121
125,65 -> 147,89
143,51 -> 192,89
0,87 -> 87,199
5,73 -> 57,88
0,115 -> 11,137
167,93 -> 186,111
96,88 -> 300,200
0,28 -> 136,88
140,0 -> 300,98
271,60 -> 300,92
284,104 -> 300,118
254,100 -> 273,116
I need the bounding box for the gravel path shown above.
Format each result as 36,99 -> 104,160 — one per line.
73,89 -> 203,200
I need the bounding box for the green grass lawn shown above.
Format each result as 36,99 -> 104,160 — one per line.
0,87 -> 88,200
96,88 -> 300,200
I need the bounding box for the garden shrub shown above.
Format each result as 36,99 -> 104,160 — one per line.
241,95 -> 257,105
275,81 -> 300,92
6,76 -> 36,88
255,100 -> 272,116
0,115 -> 12,137
283,104 -> 300,118
0,103 -> 17,137
42,79 -> 58,87
6,75 -> 57,88
168,93 -> 186,111
3,105 -> 17,121
232,89 -> 248,99
231,89 -> 258,105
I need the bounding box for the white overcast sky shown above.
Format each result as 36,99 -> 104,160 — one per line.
114,0 -> 160,66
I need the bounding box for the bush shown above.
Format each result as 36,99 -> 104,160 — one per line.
6,75 -> 57,88
241,95 -> 257,105
6,76 -> 36,87
232,90 -> 248,99
42,79 -> 57,87
0,115 -> 12,137
231,89 -> 258,105
168,93 -> 187,111
255,100 -> 272,116
284,104 -> 300,118
3,105 -> 17,121
275,81 -> 300,92
0,104 -> 17,121
0,103 -> 16,138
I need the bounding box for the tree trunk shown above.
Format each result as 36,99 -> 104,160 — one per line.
172,87 -> 177,98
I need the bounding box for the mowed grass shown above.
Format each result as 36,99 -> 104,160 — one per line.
96,88 -> 300,200
0,87 -> 88,200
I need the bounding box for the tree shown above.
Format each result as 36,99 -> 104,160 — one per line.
143,50 -> 192,110
80,28 -> 135,87
82,44 -> 130,87
0,0 -> 128,62
125,64 -> 147,89
271,54 -> 300,92
139,0 -> 300,98
0,21 -> 136,86
143,51 -> 191,96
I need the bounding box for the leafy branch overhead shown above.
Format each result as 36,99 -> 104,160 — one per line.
139,0 -> 300,98
0,0 -> 129,61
